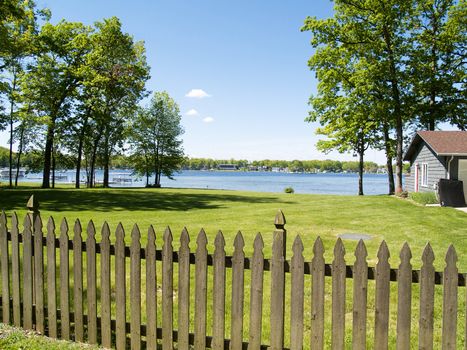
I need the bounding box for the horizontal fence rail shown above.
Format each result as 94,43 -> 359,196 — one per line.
0,196 -> 466,350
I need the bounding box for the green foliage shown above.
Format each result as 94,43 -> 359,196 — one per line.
128,91 -> 184,187
409,191 -> 438,205
284,186 -> 294,193
301,0 -> 466,194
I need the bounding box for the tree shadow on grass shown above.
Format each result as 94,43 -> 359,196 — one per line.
0,187 -> 294,212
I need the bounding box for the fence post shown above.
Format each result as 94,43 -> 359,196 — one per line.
270,210 -> 286,350
27,195 -> 40,226
27,195 -> 39,308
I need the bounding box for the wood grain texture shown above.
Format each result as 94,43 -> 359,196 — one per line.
212,231 -> 225,350
331,238 -> 346,350
100,222 -> 112,348
194,229 -> 208,350
146,226 -> 157,350
396,243 -> 412,350
115,223 -> 127,350
162,227 -> 173,350
248,233 -> 264,350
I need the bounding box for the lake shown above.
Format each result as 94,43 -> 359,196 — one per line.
7,170 -> 393,195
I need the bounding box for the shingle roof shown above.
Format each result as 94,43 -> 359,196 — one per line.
404,131 -> 467,161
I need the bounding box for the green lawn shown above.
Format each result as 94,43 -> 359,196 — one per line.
0,185 -> 465,269
0,323 -> 102,350
0,185 -> 466,348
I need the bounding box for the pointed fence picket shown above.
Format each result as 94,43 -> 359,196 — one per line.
162,227 -> 173,350
178,228 -> 190,350
73,220 -> 84,342
145,226 -> 157,350
0,211 -> 9,324
0,198 -> 465,350
86,220 -> 97,344
194,229 -> 208,350
331,238 -> 346,350
396,243 -> 412,350
212,231 -> 226,350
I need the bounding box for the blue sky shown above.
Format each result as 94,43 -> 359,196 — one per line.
1,0 -> 389,163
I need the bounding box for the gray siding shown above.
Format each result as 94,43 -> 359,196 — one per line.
406,143 -> 447,193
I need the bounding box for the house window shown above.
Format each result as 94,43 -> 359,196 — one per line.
421,163 -> 428,187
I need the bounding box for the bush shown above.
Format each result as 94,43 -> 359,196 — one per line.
284,187 -> 294,194
409,191 -> 438,205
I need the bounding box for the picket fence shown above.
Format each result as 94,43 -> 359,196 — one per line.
0,196 -> 466,350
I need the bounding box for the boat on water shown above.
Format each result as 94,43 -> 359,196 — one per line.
111,172 -> 133,184
0,168 -> 26,178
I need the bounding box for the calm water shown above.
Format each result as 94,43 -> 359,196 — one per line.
9,170 -> 392,195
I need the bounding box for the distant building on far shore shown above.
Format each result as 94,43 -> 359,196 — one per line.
218,164 -> 238,171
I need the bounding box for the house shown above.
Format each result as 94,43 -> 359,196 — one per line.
404,131 -> 467,200
218,164 -> 238,171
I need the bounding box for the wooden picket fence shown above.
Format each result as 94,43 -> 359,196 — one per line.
0,197 -> 466,349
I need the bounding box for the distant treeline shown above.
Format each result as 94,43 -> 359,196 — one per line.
182,158 -> 383,173
0,148 -> 386,174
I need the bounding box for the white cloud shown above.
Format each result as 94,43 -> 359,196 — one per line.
203,117 -> 214,123
185,109 -> 199,116
185,89 -> 211,98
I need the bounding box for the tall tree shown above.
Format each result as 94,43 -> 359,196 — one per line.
83,17 -> 149,188
303,0 -> 413,193
409,0 -> 466,130
129,92 -> 184,188
0,0 -> 47,187
21,20 -> 92,188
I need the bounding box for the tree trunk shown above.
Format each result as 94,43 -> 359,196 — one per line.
358,136 -> 364,196
103,135 -> 110,188
383,24 -> 404,194
89,135 -> 100,188
383,123 -> 395,195
42,119 -> 56,188
75,116 -> 88,189
52,146 -> 56,189
8,74 -> 17,188
14,124 -> 24,187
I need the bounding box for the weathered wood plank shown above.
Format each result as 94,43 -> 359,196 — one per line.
34,215 -> 44,333
442,245 -> 458,350
290,235 -> 304,350
194,229 -> 208,350
46,217 -> 57,338
231,232 -> 245,350
11,213 -> 20,327
178,228 -> 190,350
0,211 -> 10,324
146,226 -> 157,350
130,224 -> 141,350
115,223 -> 126,350
162,227 -> 173,350
396,243 -> 412,350
270,216 -> 285,350
312,237 -> 325,350
212,231 -> 225,350
22,215 -> 33,330
100,222 -> 112,348
59,218 -> 70,340
248,233 -> 264,350
419,244 -> 435,350
73,219 -> 84,342
86,221 -> 97,344
331,238 -> 346,350
352,240 -> 368,350
374,241 -> 390,350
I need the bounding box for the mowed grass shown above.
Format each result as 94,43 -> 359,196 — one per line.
0,323 -> 102,350
0,185 -> 466,348
0,185 -> 465,269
